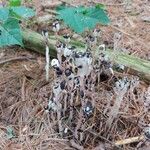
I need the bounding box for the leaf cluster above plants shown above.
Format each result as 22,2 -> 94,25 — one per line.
56,5 -> 110,33
0,0 -> 35,48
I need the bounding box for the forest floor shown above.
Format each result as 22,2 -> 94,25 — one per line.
0,0 -> 149,150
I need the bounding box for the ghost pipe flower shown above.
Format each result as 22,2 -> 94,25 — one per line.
55,41 -> 66,64
51,58 -> 63,77
85,34 -> 97,49
98,44 -> 106,52
52,20 -> 60,33
93,28 -> 101,38
63,46 -> 73,59
63,34 -> 71,44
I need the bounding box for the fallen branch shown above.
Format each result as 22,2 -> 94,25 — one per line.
22,29 -> 150,83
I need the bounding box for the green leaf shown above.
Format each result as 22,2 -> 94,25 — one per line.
56,6 -> 110,33
9,0 -> 21,6
10,6 -> 35,19
0,6 -> 35,22
9,8 -> 22,20
0,8 -> 9,22
0,18 -> 23,47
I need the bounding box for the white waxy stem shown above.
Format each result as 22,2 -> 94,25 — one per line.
74,52 -> 93,77
84,56 -> 92,66
77,64 -> 91,78
51,59 -> 60,68
57,45 -> 64,54
109,67 -> 114,75
45,45 -> 50,81
53,82 -> 62,98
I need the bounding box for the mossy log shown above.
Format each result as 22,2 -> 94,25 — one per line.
22,29 -> 150,83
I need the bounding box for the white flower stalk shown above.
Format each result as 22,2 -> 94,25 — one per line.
42,30 -> 50,81
107,77 -> 129,127
108,67 -> 114,76
52,81 -> 62,98
77,64 -> 92,78
113,32 -> 122,51
45,45 -> 50,81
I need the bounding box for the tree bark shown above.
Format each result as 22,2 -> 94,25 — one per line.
22,29 -> 150,83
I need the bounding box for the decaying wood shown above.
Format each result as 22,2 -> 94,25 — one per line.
22,29 -> 150,83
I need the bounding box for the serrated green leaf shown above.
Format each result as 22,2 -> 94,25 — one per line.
10,6 -> 35,19
56,6 -> 110,33
0,6 -> 35,22
9,0 -> 21,6
0,18 -> 23,47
